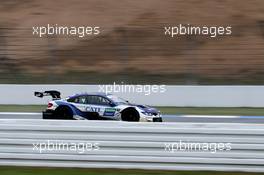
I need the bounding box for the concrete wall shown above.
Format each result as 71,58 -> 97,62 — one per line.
0,84 -> 263,107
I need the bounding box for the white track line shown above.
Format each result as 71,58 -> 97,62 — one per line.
182,115 -> 240,118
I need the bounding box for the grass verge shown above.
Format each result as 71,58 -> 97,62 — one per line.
0,105 -> 264,116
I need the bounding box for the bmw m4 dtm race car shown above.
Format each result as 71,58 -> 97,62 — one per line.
35,91 -> 162,122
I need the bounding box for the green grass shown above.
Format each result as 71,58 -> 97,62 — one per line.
0,167 -> 261,175
0,105 -> 46,112
0,105 -> 264,116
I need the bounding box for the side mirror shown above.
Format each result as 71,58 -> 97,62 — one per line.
109,102 -> 116,107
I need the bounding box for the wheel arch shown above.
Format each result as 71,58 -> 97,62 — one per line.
55,102 -> 81,116
121,106 -> 137,113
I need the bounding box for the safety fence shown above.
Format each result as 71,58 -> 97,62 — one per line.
0,119 -> 263,172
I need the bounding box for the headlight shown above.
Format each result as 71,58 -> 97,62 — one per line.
142,112 -> 154,116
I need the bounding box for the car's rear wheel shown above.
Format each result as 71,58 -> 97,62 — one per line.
54,106 -> 73,120
121,108 -> 140,122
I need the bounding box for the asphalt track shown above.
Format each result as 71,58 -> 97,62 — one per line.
1,112 -> 264,123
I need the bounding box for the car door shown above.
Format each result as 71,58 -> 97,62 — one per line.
85,95 -> 117,120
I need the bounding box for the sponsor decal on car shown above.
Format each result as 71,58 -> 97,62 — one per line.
103,108 -> 116,116
85,106 -> 101,113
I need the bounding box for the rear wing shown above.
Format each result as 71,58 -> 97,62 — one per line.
34,90 -> 61,100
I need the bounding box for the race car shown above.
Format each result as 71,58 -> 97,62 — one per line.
35,90 -> 162,122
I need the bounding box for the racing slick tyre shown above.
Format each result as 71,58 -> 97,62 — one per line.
54,106 -> 73,120
121,108 -> 140,122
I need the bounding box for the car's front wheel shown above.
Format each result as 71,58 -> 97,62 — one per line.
121,108 -> 140,122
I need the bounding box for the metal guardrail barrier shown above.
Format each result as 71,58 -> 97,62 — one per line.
0,119 -> 263,172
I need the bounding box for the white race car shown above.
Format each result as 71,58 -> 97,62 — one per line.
35,91 -> 162,122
